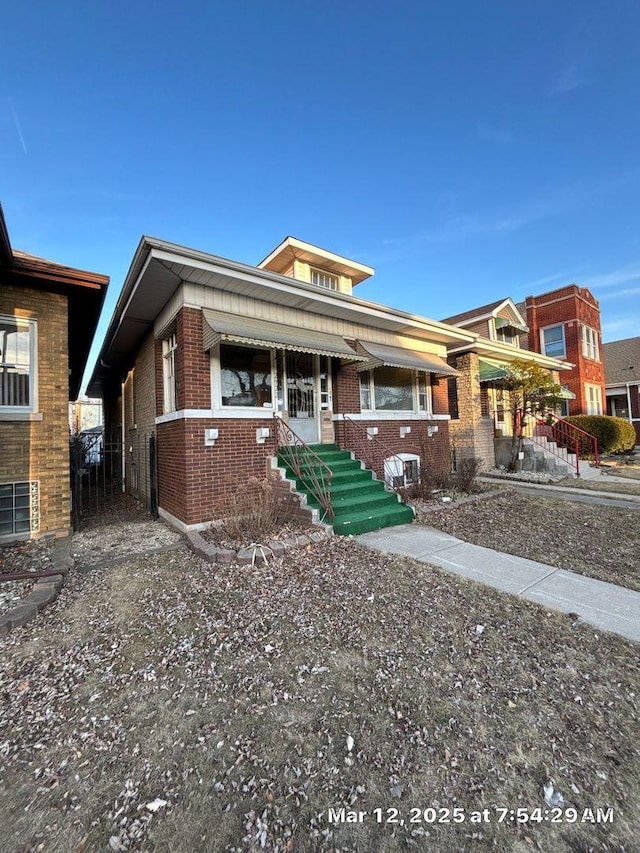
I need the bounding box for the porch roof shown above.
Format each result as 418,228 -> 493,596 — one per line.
478,359 -> 510,382
201,308 -> 367,360
354,341 -> 459,376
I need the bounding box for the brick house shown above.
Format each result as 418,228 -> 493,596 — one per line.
519,285 -> 606,417
441,298 -> 571,470
88,235 -> 475,534
0,205 -> 108,541
603,336 -> 640,444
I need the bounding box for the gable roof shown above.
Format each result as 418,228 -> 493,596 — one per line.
0,204 -> 109,399
603,337 -> 640,385
441,297 -> 528,331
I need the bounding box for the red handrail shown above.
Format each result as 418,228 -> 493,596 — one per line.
515,410 -> 599,476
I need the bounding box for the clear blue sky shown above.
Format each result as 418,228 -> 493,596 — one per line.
2,1 -> 639,391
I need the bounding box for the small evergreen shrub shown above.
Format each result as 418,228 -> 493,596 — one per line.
563,415 -> 636,455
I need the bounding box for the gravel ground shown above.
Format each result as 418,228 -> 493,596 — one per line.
0,539 -> 56,617
419,492 -> 640,592
1,532 -> 638,853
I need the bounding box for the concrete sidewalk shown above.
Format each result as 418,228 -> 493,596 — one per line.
357,525 -> 640,643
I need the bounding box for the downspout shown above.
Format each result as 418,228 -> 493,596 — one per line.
626,382 -> 632,425
121,381 -> 126,493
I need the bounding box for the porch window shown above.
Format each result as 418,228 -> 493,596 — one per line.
0,315 -> 36,413
359,368 -> 432,414
162,334 -> 177,414
0,481 -> 39,537
582,326 -> 600,361
359,372 -> 371,410
374,366 -> 414,411
541,324 -> 566,359
220,344 -> 273,407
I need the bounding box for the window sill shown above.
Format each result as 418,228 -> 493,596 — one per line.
0,411 -> 43,421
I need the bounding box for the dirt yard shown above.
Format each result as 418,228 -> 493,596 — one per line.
0,524 -> 638,852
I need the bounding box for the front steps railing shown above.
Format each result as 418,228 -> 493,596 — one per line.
515,411 -> 599,477
273,416 -> 334,520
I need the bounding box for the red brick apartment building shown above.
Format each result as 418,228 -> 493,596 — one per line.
521,285 -> 606,417
0,205 -> 108,541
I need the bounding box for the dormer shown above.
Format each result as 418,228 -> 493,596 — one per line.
257,236 -> 374,296
442,298 -> 528,348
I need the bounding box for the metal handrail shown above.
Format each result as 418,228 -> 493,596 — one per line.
341,416 -> 410,502
273,416 -> 334,520
515,410 -> 599,476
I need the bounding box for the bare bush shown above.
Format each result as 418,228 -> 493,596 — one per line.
214,477 -> 295,544
454,456 -> 483,493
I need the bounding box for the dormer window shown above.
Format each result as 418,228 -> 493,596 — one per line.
310,268 -> 339,291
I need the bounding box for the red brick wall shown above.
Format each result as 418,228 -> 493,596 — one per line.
431,377 -> 449,415
525,286 -> 605,414
157,416 -> 276,525
176,307 -> 211,410
334,361 -> 361,413
335,419 -> 451,481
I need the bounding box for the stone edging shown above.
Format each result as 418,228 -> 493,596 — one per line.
187,528 -> 331,565
0,538 -> 72,637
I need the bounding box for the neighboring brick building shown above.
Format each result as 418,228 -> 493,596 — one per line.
88,235 -> 474,533
0,205 -> 108,541
519,285 -> 606,417
441,298 -> 570,469
603,336 -> 640,444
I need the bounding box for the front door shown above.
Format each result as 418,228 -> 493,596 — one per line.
286,351 -> 319,444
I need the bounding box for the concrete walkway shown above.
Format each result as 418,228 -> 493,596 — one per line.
357,525 -> 640,644
478,476 -> 640,510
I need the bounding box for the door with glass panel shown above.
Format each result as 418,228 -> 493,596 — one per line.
285,352 -> 318,444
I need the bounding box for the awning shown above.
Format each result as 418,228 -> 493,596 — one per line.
495,316 -> 529,333
201,308 -> 366,359
560,385 -> 576,400
479,359 -> 510,383
355,341 -> 459,376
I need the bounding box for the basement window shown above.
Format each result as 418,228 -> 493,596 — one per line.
0,481 -> 40,537
384,453 -> 420,489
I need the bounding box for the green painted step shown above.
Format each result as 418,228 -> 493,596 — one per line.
331,503 -> 415,536
277,443 -> 414,536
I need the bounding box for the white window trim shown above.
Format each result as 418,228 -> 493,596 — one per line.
585,383 -> 603,415
310,267 -> 339,291
359,368 -> 432,416
210,342 -> 276,415
540,323 -> 566,359
384,452 -> 420,489
0,314 -> 38,418
581,325 -> 600,361
162,333 -> 177,415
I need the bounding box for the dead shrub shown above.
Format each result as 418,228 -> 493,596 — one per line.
454,456 -> 483,493
214,477 -> 295,544
410,461 -> 452,498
